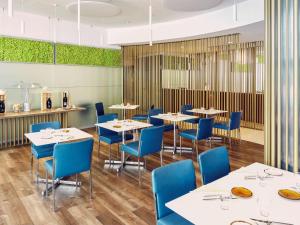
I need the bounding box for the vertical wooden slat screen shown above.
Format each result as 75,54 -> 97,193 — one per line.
122,34 -> 264,133
265,0 -> 299,172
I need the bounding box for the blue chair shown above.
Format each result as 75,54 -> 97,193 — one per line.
178,118 -> 214,158
152,159 -> 196,225
44,138 -> 94,210
31,121 -> 61,184
180,104 -> 199,125
213,111 -> 242,145
97,114 -> 133,164
132,104 -> 155,121
121,126 -> 164,184
198,146 -> 230,185
148,108 -> 176,132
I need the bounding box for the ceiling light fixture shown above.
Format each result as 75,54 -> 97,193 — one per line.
78,0 -> 81,45
8,0 -> 13,17
233,0 -> 237,22
20,0 -> 25,34
149,0 -> 152,46
53,4 -> 57,43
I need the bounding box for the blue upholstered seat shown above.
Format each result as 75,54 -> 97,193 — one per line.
157,213 -> 192,225
178,118 -> 214,158
121,126 -> 164,184
198,146 -> 230,185
152,159 -> 196,225
132,105 -> 155,121
178,129 -> 197,140
30,121 -> 61,184
213,111 -> 242,145
97,114 -> 133,162
181,104 -> 199,124
44,138 -> 94,210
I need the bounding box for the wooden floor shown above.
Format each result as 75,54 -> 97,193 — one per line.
0,129 -> 264,225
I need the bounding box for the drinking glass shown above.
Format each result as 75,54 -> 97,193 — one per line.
220,195 -> 229,211
293,172 -> 300,192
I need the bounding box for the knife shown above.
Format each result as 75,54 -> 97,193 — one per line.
250,218 -> 293,225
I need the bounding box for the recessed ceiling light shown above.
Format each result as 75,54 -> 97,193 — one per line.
66,1 -> 121,18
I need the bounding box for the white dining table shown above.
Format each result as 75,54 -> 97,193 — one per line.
95,119 -> 152,171
109,104 -> 140,119
151,113 -> 199,154
166,162 -> 300,225
25,127 -> 93,146
25,127 -> 93,196
187,108 -> 228,117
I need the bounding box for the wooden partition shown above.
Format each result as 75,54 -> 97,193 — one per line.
123,34 -> 264,133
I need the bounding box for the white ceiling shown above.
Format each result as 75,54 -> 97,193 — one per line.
0,0 -> 247,28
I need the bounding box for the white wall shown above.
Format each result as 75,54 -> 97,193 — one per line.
0,62 -> 123,128
0,10 -> 119,49
107,0 -> 264,45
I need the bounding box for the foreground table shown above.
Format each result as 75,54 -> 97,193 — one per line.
25,127 -> 93,196
167,163 -> 300,225
151,113 -> 198,154
95,120 -> 152,171
109,104 -> 139,119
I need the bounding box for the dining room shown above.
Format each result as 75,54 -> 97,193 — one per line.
0,0 -> 299,225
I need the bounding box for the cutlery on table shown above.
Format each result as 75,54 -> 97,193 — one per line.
203,195 -> 237,200
250,218 -> 293,225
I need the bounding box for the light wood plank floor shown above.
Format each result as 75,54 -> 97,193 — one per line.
0,129 -> 263,225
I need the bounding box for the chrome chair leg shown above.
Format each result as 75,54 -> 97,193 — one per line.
195,141 -> 199,162
36,160 -> 39,185
52,175 -> 55,211
75,174 -> 78,188
138,157 -> 141,185
98,141 -> 101,159
144,158 -> 147,170
228,130 -> 232,147
238,128 -> 241,144
180,137 -> 182,156
209,137 -> 212,148
109,144 -> 112,167
45,169 -> 48,198
89,170 -> 93,199
160,150 -> 163,167
30,154 -> 33,175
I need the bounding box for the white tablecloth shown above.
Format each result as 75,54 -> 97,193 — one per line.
25,127 -> 93,146
166,162 -> 300,225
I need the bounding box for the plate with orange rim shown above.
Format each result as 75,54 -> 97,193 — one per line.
113,125 -> 122,128
278,189 -> 300,200
231,187 -> 253,198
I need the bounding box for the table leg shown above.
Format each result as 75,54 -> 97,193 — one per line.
173,121 -> 176,154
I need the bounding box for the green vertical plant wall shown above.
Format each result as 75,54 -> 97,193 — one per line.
56,44 -> 121,67
0,37 -> 54,64
0,37 -> 122,67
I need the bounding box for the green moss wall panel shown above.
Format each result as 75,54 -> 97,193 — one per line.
0,37 -> 54,64
56,44 -> 122,67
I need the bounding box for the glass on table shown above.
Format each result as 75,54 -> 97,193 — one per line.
256,194 -> 273,220
257,171 -> 268,187
293,172 -> 300,192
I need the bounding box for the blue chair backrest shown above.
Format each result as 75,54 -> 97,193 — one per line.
95,102 -> 105,116
229,111 -> 242,130
148,108 -> 164,126
31,121 -> 61,133
97,114 -> 118,136
139,126 -> 164,157
181,104 -> 193,116
198,146 -> 230,185
196,118 -> 214,140
152,159 -> 196,220
53,138 -> 94,179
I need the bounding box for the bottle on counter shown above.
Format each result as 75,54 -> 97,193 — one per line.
0,100 -> 5,113
63,92 -> 68,108
46,98 -> 52,109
